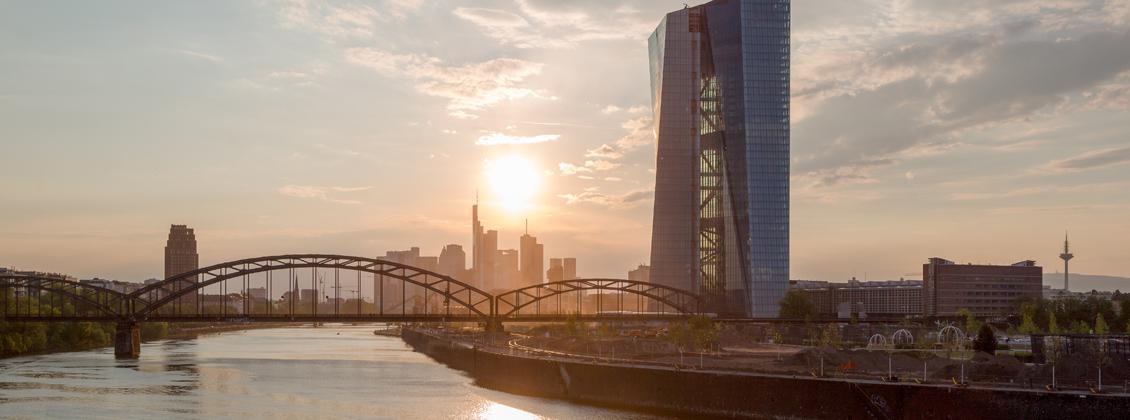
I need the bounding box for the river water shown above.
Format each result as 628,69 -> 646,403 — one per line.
0,326 -> 665,419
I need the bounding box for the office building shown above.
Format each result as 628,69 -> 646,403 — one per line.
438,244 -> 466,281
648,0 -> 790,317
563,257 -> 577,280
519,223 -> 544,286
495,249 -> 520,291
547,258 -> 564,283
791,279 -> 922,318
164,224 -> 199,309
629,264 -> 651,283
923,258 -> 1043,317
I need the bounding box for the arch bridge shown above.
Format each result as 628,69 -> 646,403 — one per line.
1,254 -> 702,357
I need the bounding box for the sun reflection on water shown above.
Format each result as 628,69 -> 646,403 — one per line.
476,401 -> 540,420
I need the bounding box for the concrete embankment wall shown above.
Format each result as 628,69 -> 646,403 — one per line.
402,329 -> 1130,419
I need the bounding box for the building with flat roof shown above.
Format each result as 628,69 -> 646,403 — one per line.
791,279 -> 922,318
648,0 -> 790,317
923,258 -> 1042,317
629,264 -> 651,284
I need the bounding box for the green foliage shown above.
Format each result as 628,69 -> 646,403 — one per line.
1070,320 -> 1091,334
0,290 -> 116,357
1095,313 -> 1109,335
1048,312 -> 1060,334
778,289 -> 816,320
140,322 -> 169,340
972,324 -> 996,355
667,316 -> 720,351
957,308 -> 981,335
818,323 -> 841,349
596,323 -> 616,338
564,313 -> 585,337
1017,313 -> 1041,335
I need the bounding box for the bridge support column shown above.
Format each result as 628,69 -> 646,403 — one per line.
484,317 -> 505,333
114,322 -> 140,359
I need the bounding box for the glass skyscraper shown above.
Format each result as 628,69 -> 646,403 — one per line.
648,0 -> 789,317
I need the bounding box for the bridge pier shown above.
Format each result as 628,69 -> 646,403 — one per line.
114,322 -> 140,359
484,317 -> 505,333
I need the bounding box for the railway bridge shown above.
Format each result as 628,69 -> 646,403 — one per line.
1,254 -> 702,358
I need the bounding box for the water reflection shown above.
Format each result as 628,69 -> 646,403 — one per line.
0,326 -> 666,419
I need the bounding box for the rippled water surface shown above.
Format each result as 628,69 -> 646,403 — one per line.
0,326 -> 664,419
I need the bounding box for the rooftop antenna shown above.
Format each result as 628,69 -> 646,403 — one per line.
525,218 -> 528,235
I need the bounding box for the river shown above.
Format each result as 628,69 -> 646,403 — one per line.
0,326 -> 667,419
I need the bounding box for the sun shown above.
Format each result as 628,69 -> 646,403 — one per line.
484,155 -> 541,213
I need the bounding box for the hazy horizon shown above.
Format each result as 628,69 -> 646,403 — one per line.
2,0 -> 1129,282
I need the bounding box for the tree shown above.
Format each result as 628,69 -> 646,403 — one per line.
818,323 -> 842,349
1095,313 -> 1109,335
1017,313 -> 1041,335
688,315 -> 720,351
778,289 -> 816,320
957,308 -> 981,335
972,324 -> 996,355
1048,312 -> 1061,334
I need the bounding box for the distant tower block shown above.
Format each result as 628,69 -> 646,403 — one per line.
1059,232 -> 1073,291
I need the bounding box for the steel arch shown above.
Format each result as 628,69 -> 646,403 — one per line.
1,275 -> 129,319
128,254 -> 494,318
495,278 -> 701,318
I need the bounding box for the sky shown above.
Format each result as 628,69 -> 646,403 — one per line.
1,0 -> 1128,283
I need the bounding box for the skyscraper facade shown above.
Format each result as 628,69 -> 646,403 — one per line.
648,0 -> 790,317
438,244 -> 466,281
164,224 -> 199,309
519,224 -> 544,286
562,257 -> 577,281
547,258 -> 564,283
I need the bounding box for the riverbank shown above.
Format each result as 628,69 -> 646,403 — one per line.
404,328 -> 1130,419
1,321 -> 297,360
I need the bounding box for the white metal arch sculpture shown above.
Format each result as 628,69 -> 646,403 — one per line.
867,333 -> 888,349
892,329 -> 914,346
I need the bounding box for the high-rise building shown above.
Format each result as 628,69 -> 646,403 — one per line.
495,249 -> 520,291
562,257 -> 577,280
164,224 -> 199,309
519,221 -> 544,286
471,202 -> 485,289
648,0 -> 790,317
923,258 -> 1043,317
628,264 -> 651,283
438,244 -> 466,281
482,230 -> 498,289
547,258 -> 564,283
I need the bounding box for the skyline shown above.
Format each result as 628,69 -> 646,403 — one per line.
3,0 -> 1130,283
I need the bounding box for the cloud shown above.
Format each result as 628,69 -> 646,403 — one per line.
475,133 -> 559,146
558,187 -> 654,208
794,29 -> 1130,185
277,185 -> 370,204
346,47 -> 548,118
585,144 -> 622,159
558,159 -> 619,175
276,0 -> 381,40
172,48 -> 223,63
453,0 -> 658,49
601,104 -> 649,115
1041,146 -> 1130,173
557,162 -> 590,175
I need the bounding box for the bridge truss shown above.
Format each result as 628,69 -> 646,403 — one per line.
2,254 -> 702,324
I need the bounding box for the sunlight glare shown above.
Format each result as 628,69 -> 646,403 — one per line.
476,401 -> 540,420
484,155 -> 541,213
